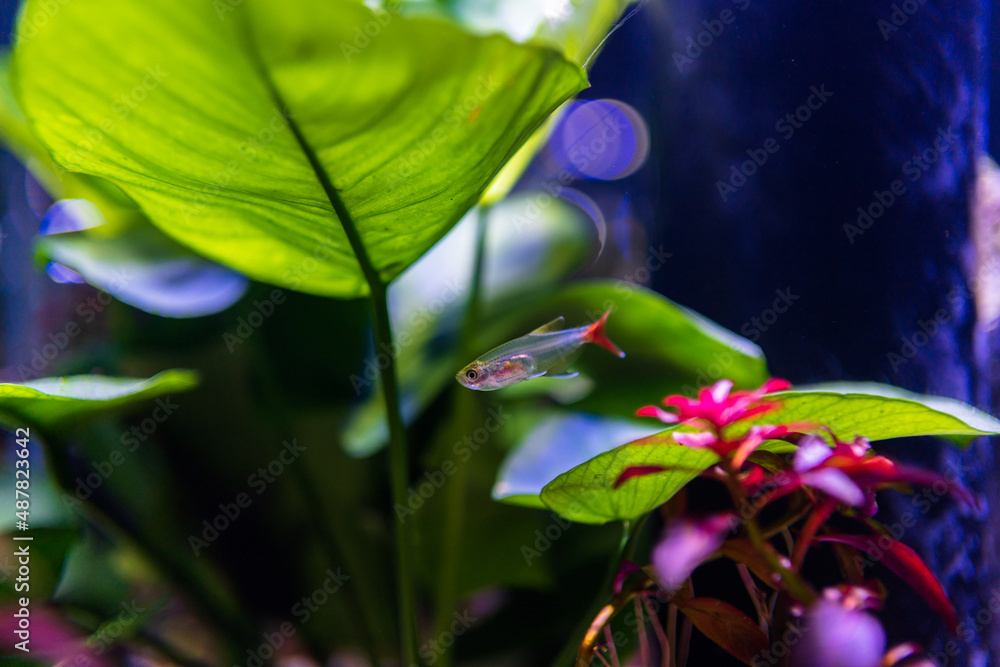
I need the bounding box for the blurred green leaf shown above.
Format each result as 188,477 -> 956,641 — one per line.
14,0 -> 586,297
757,383 -> 1000,446
0,371 -> 198,432
0,527 -> 77,603
421,0 -> 634,67
37,222 -> 249,318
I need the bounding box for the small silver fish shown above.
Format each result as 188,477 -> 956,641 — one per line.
456,309 -> 625,391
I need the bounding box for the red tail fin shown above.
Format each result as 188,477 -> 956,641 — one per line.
585,308 -> 625,358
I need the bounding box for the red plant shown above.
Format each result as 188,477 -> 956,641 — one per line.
580,380 -> 969,667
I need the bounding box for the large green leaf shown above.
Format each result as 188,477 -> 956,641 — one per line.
14,0 -> 587,297
756,383 -> 1000,446
535,382 -> 1000,524
0,371 -> 198,431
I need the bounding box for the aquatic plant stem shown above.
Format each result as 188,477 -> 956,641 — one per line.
433,207 -> 491,658
372,280 -> 422,666
240,17 -> 421,661
551,517 -> 646,667
720,460 -> 815,605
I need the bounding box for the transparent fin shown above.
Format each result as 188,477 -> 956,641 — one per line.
529,316 -> 566,335
544,371 -> 580,379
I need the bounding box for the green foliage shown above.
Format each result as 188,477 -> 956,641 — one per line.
0,371 -> 198,432
761,383 -> 1000,445
532,383 -> 1000,524
5,0 -> 999,664
14,0 -> 586,296
540,440 -> 718,524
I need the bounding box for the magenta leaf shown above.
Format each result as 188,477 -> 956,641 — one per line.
613,465 -> 668,489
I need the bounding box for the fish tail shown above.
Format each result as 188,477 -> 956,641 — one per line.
584,308 -> 625,358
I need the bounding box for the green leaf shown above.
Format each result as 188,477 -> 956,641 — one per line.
0,371 -> 198,432
536,381 -> 1000,524
0,50 -> 141,231
539,434 -> 718,524
14,0 -> 587,297
756,383 -> 1000,446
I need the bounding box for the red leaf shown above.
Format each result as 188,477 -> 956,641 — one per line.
675,596 -> 768,665
718,539 -> 780,589
817,533 -> 957,634
613,465 -> 668,489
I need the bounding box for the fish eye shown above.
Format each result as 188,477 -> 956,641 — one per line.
466,369 -> 478,380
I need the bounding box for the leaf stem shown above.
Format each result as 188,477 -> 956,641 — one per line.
250,60 -> 421,666
433,207 -> 491,660
720,461 -> 815,605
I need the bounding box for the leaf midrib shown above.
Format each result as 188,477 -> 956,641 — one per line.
235,11 -> 381,292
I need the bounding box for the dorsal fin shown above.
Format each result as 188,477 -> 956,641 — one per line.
529,316 -> 565,335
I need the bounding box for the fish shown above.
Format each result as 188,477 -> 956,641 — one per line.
456,308 -> 625,391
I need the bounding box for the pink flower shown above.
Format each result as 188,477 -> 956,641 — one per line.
652,513 -> 736,592
637,379 -> 808,466
638,378 -> 792,431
